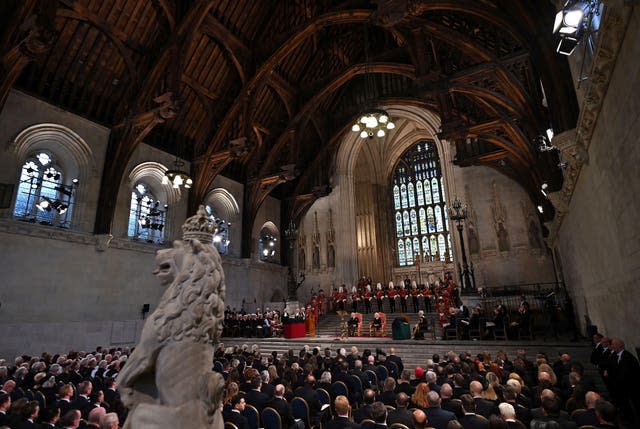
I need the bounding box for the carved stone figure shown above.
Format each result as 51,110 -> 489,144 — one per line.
118,205 -> 226,429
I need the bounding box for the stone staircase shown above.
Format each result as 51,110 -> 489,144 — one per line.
220,334 -> 601,390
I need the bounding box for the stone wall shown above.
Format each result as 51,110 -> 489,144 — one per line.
0,90 -> 287,357
556,7 -> 640,350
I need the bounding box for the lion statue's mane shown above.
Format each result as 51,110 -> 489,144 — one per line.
118,218 -> 226,429
153,239 -> 225,344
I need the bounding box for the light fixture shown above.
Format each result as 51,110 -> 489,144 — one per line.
162,159 -> 192,189
537,205 -> 544,213
36,197 -> 52,212
553,0 -> 601,55
352,109 -> 396,139
51,200 -> 68,214
351,24 -> 395,139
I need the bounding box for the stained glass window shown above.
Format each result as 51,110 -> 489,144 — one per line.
410,209 -> 418,235
408,183 -> 415,207
391,141 -> 451,266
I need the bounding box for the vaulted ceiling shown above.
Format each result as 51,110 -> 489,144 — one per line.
1,0 -> 578,244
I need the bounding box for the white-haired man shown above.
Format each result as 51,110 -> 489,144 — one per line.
499,402 -> 526,429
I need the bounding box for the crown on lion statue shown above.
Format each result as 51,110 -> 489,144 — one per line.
182,205 -> 215,244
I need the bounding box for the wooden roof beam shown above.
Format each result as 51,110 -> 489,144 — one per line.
193,9 -> 374,202
201,13 -> 252,85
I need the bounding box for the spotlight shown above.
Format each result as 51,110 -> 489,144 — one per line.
553,1 -> 600,56
558,161 -> 569,169
36,198 -> 52,212
51,200 -> 68,214
537,205 -> 544,214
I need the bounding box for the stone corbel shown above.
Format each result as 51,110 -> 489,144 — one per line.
95,234 -> 113,252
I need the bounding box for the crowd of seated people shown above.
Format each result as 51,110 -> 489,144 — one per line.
0,330 -> 637,428
0,348 -> 127,429
215,339 -> 638,429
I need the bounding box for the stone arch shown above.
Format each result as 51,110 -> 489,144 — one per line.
8,123 -> 96,227
204,188 -> 240,221
128,162 -> 182,206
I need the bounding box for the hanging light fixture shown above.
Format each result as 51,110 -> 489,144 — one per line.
351,24 -> 394,139
162,159 -> 192,189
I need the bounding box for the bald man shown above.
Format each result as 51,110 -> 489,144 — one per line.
412,409 -> 428,429
572,391 -> 600,427
608,338 -> 640,424
424,391 -> 456,429
469,380 -> 497,418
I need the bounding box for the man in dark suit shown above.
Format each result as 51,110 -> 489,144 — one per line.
38,405 -> 61,428
326,395 -> 360,429
458,394 -> 488,429
440,384 -> 463,418
469,381 -> 497,419
268,384 -> 304,429
245,375 -> 269,414
572,391 -> 600,427
424,391 -> 457,429
395,370 -> 416,396
294,375 -> 323,422
387,393 -> 414,429
353,389 -> 375,423
502,386 -> 531,427
70,380 -> 92,419
14,400 -> 39,429
0,392 -> 11,427
226,395 -> 250,429
529,397 -> 577,429
387,348 -> 404,374
261,370 -> 276,398
497,403 -> 526,429
608,338 -> 640,424
370,401 -> 388,429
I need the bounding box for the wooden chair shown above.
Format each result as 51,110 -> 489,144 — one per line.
292,397 -> 311,429
332,381 -> 349,398
386,361 -> 399,379
316,388 -> 331,406
364,370 -> 379,390
262,407 -> 283,429
33,390 -> 46,409
570,408 -> 587,418
443,322 -> 458,340
225,422 -> 239,429
355,312 -> 363,336
385,405 -> 396,411
389,424 -> 410,429
379,313 -> 387,335
243,404 -> 260,429
360,419 -> 376,429
468,317 -> 484,340
376,365 -> 388,382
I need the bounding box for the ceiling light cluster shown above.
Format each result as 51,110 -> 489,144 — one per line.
162,160 -> 192,189
351,109 -> 395,139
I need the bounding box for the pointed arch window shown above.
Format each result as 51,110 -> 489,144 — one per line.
410,209 -> 418,235
391,141 -> 451,266
395,212 -> 403,237
408,183 -> 416,207
393,185 -> 401,210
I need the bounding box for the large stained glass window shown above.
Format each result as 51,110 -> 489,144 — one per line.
392,141 -> 451,266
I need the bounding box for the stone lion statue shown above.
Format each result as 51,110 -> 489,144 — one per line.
118,206 -> 226,429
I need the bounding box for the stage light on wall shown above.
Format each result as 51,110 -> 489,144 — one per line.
36,197 -> 52,212
553,0 -> 601,55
